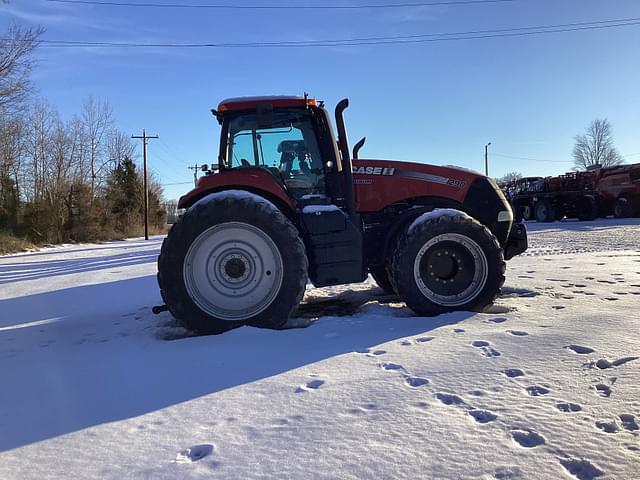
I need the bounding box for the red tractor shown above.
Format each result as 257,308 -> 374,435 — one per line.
157,96 -> 527,334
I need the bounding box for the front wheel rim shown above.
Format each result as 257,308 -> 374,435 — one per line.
413,233 -> 489,307
183,222 -> 284,321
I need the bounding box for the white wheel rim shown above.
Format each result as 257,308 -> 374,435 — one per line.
413,233 -> 489,307
183,222 -> 283,321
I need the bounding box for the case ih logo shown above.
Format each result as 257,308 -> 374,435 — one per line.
354,165 -> 466,189
353,166 -> 396,176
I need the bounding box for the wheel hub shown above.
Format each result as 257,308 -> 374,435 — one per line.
429,250 -> 460,280
222,255 -> 249,282
414,233 -> 489,307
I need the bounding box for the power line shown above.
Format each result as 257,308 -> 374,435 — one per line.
492,153 -> 573,163
45,0 -> 515,10
31,17 -> 640,49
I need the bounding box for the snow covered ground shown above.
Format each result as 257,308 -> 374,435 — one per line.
1,218 -> 639,480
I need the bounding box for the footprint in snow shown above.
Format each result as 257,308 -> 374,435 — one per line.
415,336 -> 434,343
595,420 -> 619,433
493,466 -> 523,479
506,330 -> 528,337
503,368 -> 525,378
526,385 -> 550,396
380,362 -> 404,372
471,340 -> 501,357
404,376 -> 429,388
367,350 -> 387,357
559,458 -> 604,480
174,444 -> 214,463
511,429 -> 545,448
620,414 -> 639,431
356,348 -> 386,356
565,344 -> 595,354
585,357 -> 638,369
593,384 -> 612,398
485,317 -> 507,324
435,392 -> 466,406
435,392 -> 497,423
296,379 -> 325,393
468,409 -> 497,424
556,402 -> 582,413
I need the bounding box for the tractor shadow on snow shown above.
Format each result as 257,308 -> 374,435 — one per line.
0,273 -> 533,452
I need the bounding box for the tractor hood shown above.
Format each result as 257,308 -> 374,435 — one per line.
352,159 -> 486,212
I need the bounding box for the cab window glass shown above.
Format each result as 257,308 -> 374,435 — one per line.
226,112 -> 326,198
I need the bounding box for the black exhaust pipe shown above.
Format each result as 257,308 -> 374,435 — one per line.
335,99 -> 356,218
353,137 -> 366,160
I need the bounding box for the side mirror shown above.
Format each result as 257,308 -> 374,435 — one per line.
353,137 -> 366,160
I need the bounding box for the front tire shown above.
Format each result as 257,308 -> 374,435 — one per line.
158,192 -> 308,334
391,211 -> 505,316
370,264 -> 395,294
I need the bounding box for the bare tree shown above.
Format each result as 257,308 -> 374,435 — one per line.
107,130 -> 136,168
495,171 -> 523,185
573,119 -> 624,170
0,25 -> 44,113
81,97 -> 113,198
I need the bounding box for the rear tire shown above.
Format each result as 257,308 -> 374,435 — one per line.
391,211 -> 505,316
158,192 -> 308,334
534,200 -> 556,222
370,264 -> 395,294
521,204 -> 533,221
613,197 -> 632,218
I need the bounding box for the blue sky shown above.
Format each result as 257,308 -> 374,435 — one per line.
2,0 -> 639,200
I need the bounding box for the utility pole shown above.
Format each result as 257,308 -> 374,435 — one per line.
132,130 -> 159,240
188,163 -> 200,187
484,142 -> 492,177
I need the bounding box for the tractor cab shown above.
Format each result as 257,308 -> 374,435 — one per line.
213,96 -> 356,211
210,95 -> 366,287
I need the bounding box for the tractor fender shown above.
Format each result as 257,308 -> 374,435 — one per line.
177,168 -> 296,219
179,185 -> 296,221
378,198 -> 463,265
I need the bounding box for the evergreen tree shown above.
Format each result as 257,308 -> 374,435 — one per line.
106,156 -> 143,236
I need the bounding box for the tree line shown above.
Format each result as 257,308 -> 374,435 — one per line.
0,25 -> 165,247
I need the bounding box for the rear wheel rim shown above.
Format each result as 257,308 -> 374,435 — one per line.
413,233 -> 488,307
183,222 -> 283,321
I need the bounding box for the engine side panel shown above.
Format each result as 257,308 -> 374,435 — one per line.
353,159 -> 479,212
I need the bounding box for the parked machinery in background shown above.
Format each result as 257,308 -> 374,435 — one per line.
502,164 -> 640,222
